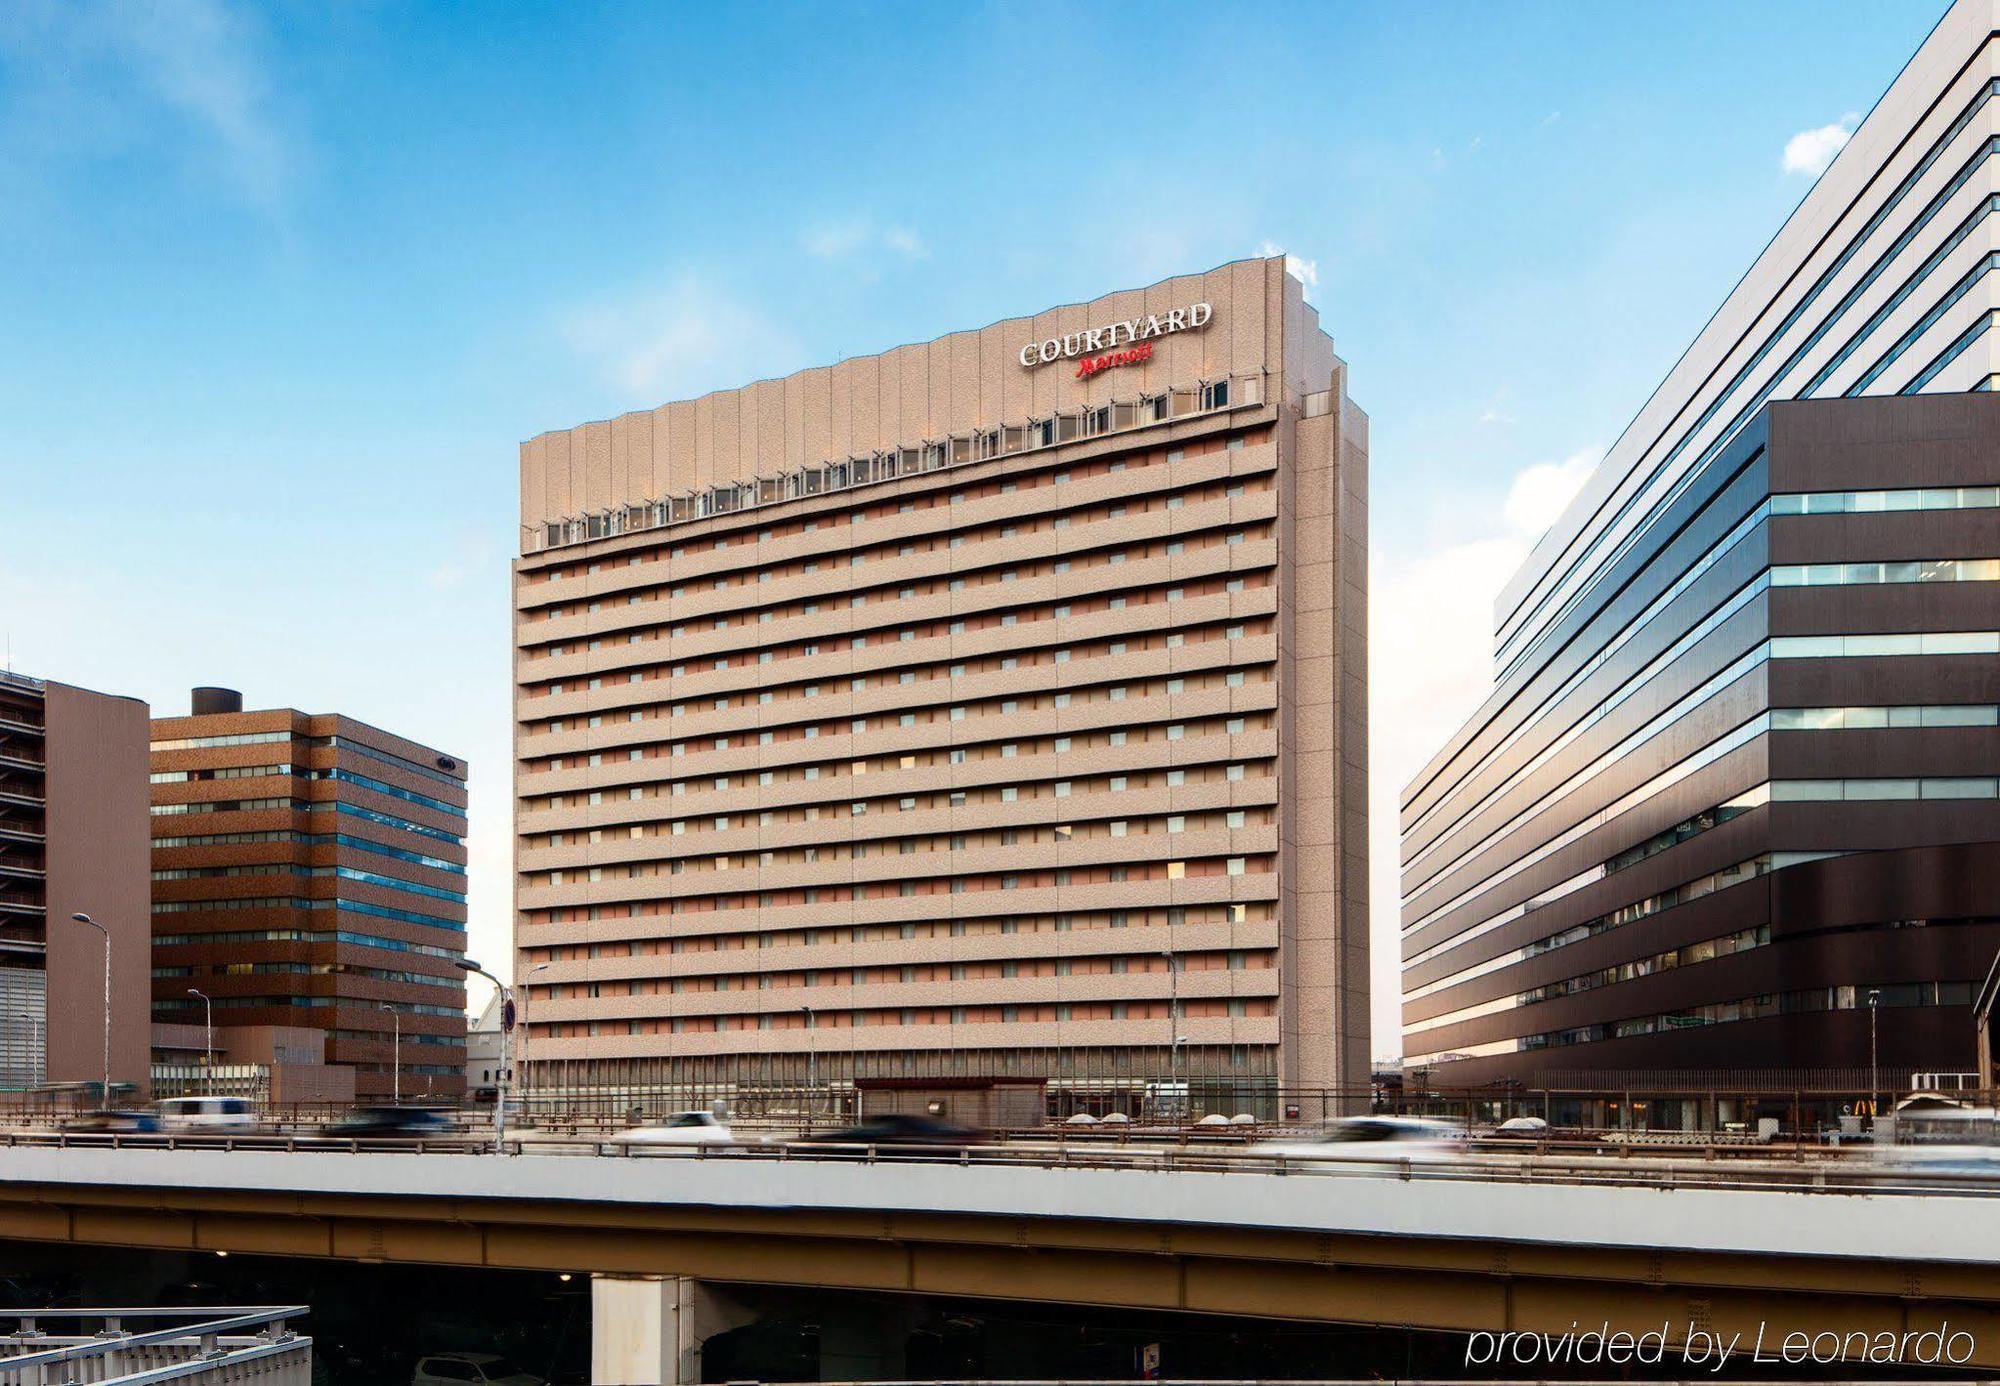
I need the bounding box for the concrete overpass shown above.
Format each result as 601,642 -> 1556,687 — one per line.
0,1138 -> 1995,1381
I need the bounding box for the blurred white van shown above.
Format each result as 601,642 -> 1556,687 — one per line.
155,1096 -> 258,1132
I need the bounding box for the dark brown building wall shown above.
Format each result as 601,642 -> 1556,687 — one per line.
42,681 -> 152,1097
1403,394 -> 2000,1091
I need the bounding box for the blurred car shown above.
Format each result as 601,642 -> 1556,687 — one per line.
61,1109 -> 158,1134
611,1110 -> 734,1146
1869,1105 -> 2000,1177
156,1096 -> 259,1133
1490,1116 -> 1550,1139
800,1113 -> 980,1149
1253,1116 -> 1464,1164
412,1351 -> 544,1385
326,1106 -> 451,1138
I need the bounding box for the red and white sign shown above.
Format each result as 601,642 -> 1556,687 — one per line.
1074,340 -> 1153,379
1017,302 -> 1213,370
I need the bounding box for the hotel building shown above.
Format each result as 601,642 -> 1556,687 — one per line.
514,257 -> 1369,1103
1402,0 -> 2000,1099
149,688 -> 470,1101
0,671 -> 151,1096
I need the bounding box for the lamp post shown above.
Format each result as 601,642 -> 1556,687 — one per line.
455,960 -> 509,1152
519,961 -> 549,1117
800,1005 -> 816,1125
1868,987 -> 1883,1129
187,988 -> 213,1094
1161,949 -> 1181,1098
378,1004 -> 401,1107
69,914 -> 110,1110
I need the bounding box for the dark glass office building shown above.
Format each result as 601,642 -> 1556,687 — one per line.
1400,4 -> 2000,1097
1403,397 -> 2000,1090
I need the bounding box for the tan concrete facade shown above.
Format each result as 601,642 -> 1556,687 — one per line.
148,694 -> 470,1101
514,257 -> 1367,1101
43,680 -> 154,1098
0,675 -> 157,1099
151,1021 -> 359,1104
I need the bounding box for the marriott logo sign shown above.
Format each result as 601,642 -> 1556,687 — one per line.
1017,302 -> 1213,371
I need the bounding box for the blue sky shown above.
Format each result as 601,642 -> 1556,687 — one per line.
0,0 -> 1945,1047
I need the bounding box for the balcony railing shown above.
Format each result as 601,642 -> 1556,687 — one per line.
522,372 -> 1267,556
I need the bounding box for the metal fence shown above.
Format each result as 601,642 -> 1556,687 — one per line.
0,1306 -> 309,1385
0,1075 -> 1987,1141
6,1128 -> 2000,1201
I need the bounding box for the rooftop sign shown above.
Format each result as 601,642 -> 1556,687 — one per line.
1018,302 -> 1213,372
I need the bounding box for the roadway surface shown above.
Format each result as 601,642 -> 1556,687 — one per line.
0,1129 -> 1995,1266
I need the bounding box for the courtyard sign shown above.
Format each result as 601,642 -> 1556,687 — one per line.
1017,302 -> 1213,371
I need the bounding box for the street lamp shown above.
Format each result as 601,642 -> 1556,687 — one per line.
1868,987 -> 1883,1129
69,913 -> 110,1110
1161,950 -> 1181,1090
187,988 -> 213,1094
519,961 -> 549,1114
800,1005 -> 816,1124
377,1004 -> 401,1107
455,959 -> 509,1152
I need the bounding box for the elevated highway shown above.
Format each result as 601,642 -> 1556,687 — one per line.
0,1136 -> 1996,1376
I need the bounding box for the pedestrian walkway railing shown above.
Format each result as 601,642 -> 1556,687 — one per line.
0,1306 -> 309,1385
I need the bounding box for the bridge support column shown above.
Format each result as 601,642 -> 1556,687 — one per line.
592,1275 -> 745,1384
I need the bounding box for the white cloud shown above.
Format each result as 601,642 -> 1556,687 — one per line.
801,219 -> 871,260
1782,113 -> 1858,177
561,273 -> 803,400
801,218 -> 927,262
0,0 -> 293,210
1501,446 -> 1599,537
1477,387 -> 1517,427
1255,240 -> 1319,300
426,527 -> 498,591
1366,446 -> 1600,1053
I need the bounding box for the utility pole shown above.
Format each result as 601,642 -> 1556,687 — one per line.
378,1004 -> 401,1106
455,960 -> 510,1153
70,914 -> 110,1110
519,961 -> 549,1116
801,1005 -> 817,1125
1868,987 -> 1882,1130
187,988 -> 212,1094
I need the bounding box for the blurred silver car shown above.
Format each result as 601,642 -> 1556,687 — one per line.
611,1110 -> 735,1146
1253,1116 -> 1464,1164
1870,1105 -> 2000,1177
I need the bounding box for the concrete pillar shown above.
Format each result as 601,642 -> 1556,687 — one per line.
592,1275 -> 750,1385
